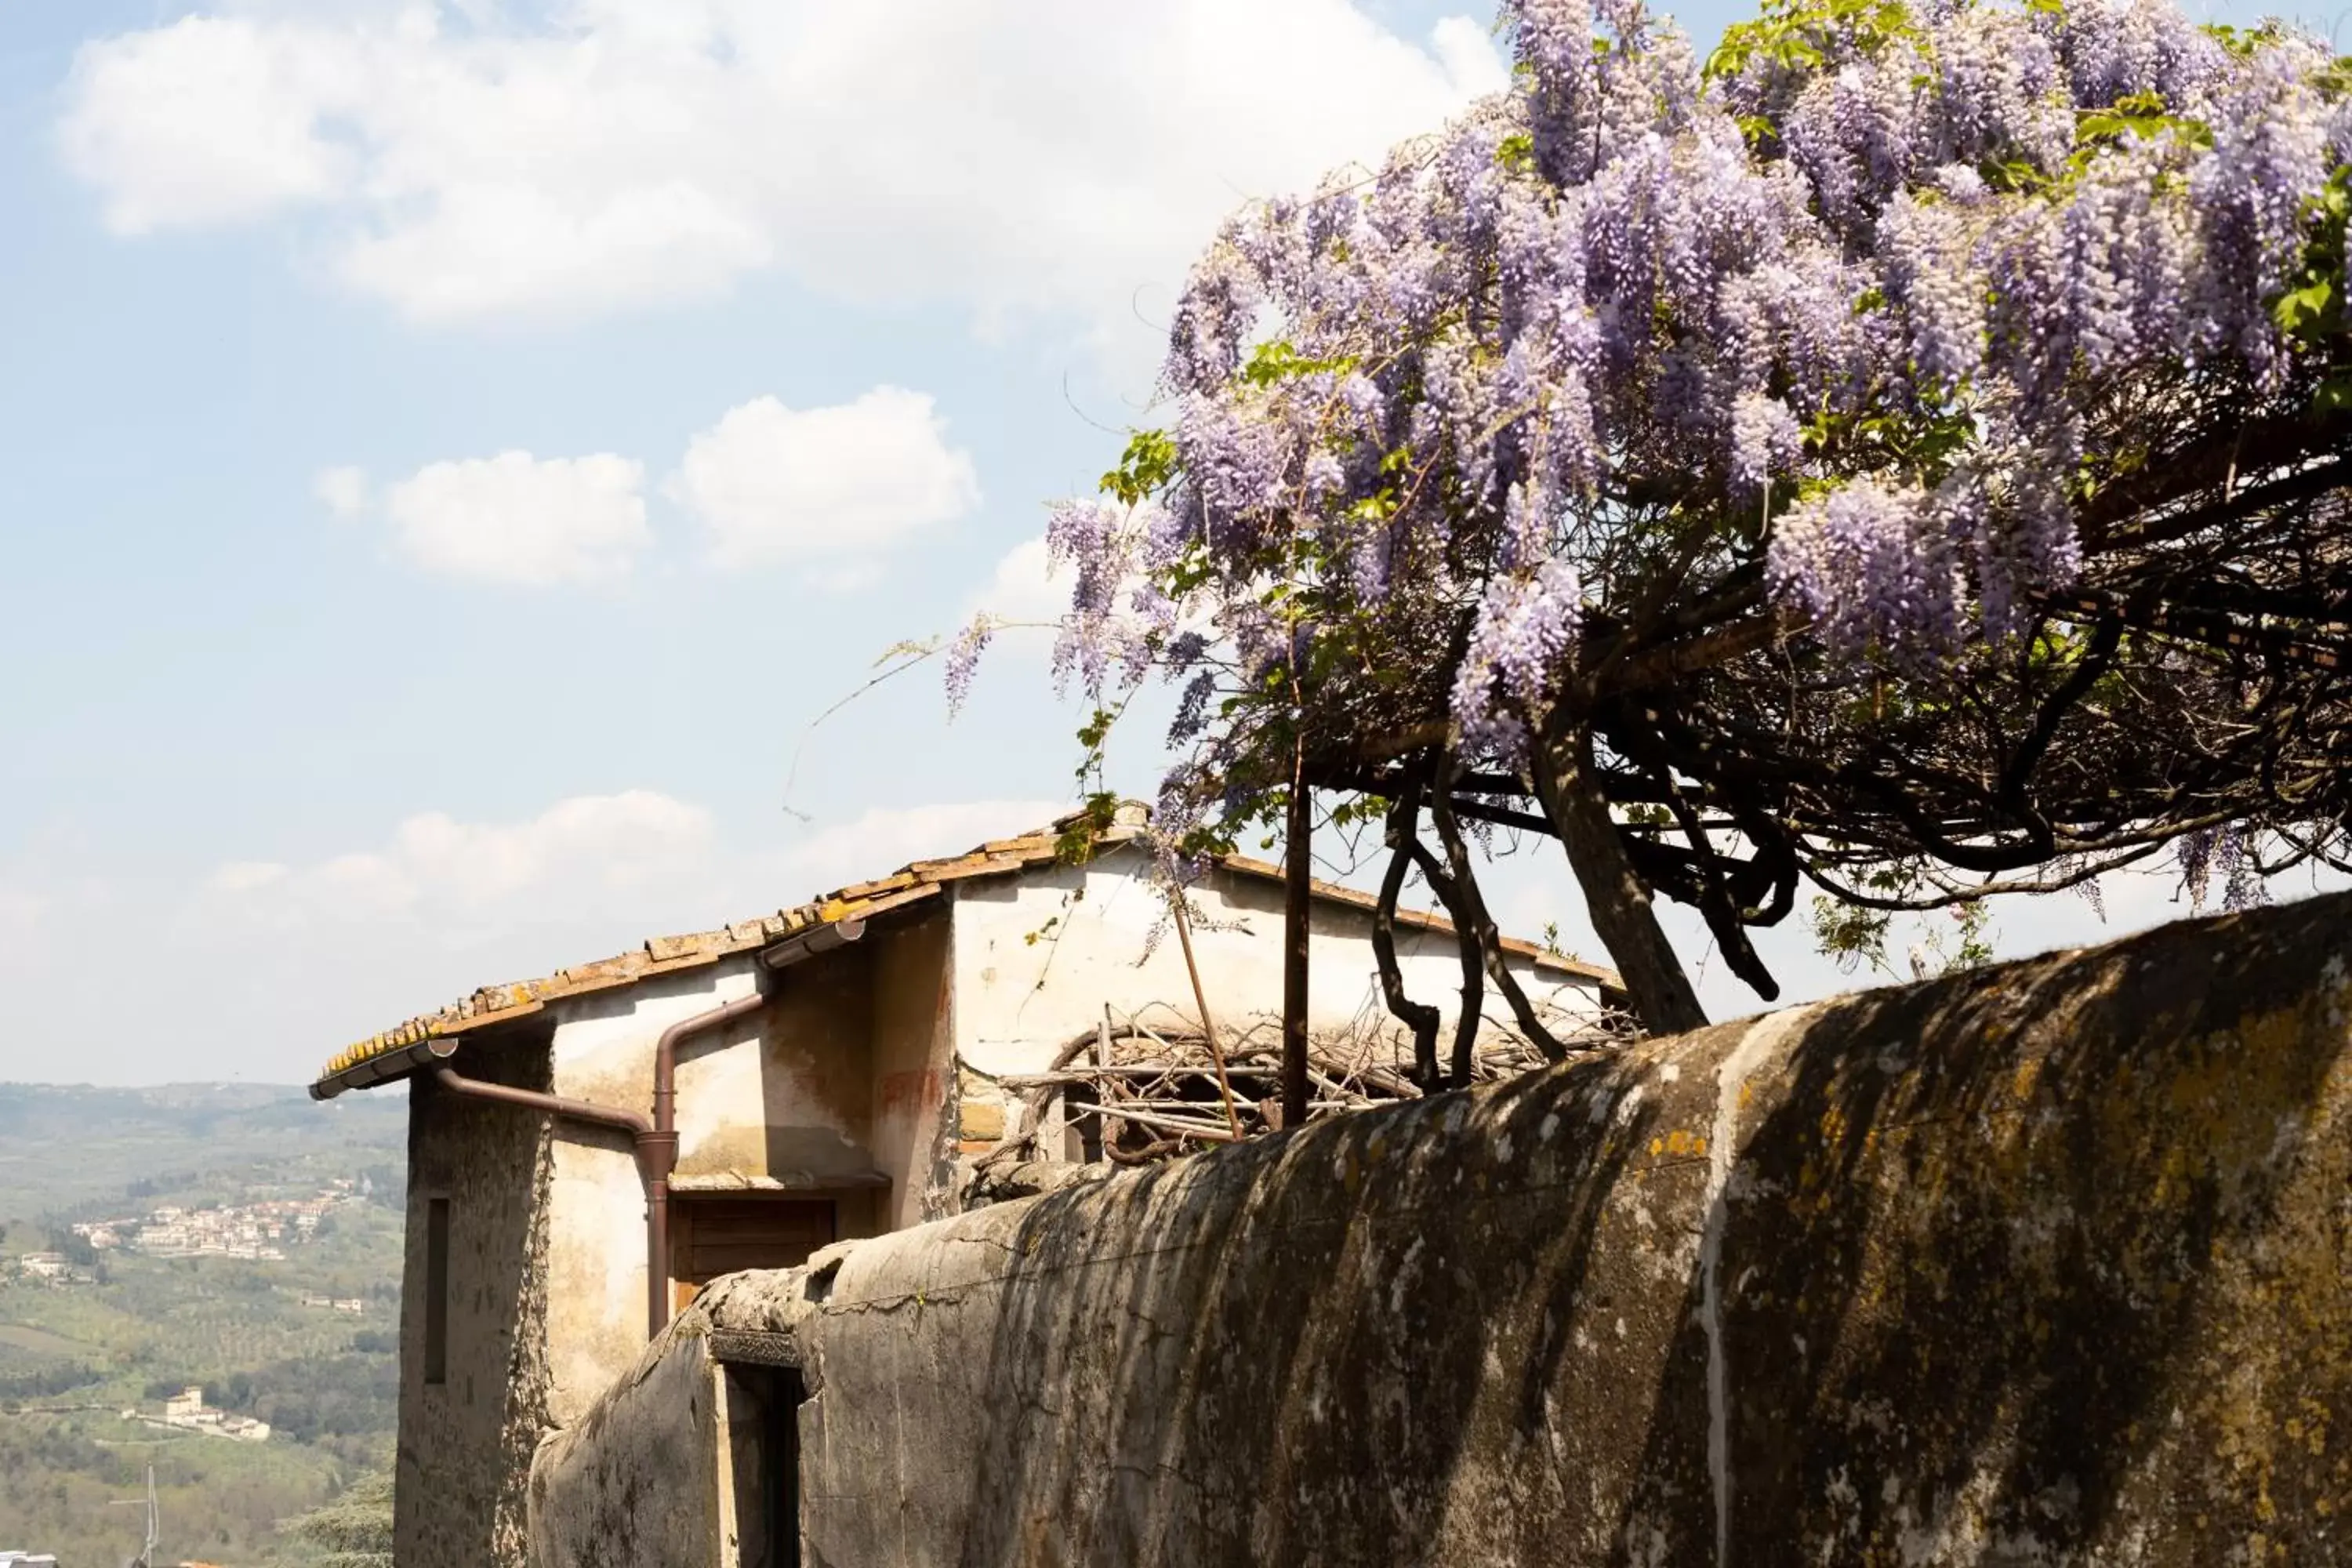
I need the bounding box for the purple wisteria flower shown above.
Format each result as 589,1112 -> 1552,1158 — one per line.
1768,479 -> 1962,662
1451,557 -> 1584,764
971,0 -> 2348,862
943,616 -> 994,717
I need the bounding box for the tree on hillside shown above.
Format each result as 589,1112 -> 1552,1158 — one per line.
972,0 -> 2352,1056
271,1471 -> 393,1568
47,1227 -> 98,1269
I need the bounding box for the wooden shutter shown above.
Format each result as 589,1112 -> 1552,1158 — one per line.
670,1198 -> 837,1312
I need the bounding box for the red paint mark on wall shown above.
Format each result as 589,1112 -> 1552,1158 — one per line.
879,1069 -> 941,1119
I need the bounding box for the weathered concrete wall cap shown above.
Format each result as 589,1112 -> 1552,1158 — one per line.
525,1315 -> 721,1568
781,894 -> 2352,1566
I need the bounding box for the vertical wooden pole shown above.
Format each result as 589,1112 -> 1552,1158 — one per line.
1282,757 -> 1311,1129
1168,891 -> 1244,1140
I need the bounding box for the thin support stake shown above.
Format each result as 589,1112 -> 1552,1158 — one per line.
1167,888 -> 1245,1141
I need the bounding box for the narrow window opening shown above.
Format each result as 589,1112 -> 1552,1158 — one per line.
423,1197 -> 450,1386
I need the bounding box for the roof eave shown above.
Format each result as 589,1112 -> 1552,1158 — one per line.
310,1034 -> 461,1100
310,808 -> 1626,1091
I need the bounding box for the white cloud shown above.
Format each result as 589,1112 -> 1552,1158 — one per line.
204,789 -> 717,927
384,791 -> 716,907
384,450 -> 650,585
56,2 -> 1505,349
967,535 -> 1068,626
343,389 -> 967,587
209,859 -> 289,895
670,388 -> 979,573
198,792 -> 1069,939
313,464 -> 368,518
176,791 -> 1059,1077
58,14 -> 356,233
0,885 -> 45,942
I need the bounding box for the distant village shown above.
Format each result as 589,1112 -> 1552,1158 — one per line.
2,1175 -> 375,1287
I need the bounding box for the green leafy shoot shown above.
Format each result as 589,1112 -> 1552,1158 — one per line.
1240,339 -> 1359,388
1100,429 -> 1178,506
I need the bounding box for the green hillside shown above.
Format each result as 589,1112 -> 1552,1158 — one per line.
0,1083 -> 405,1221
0,1083 -> 408,1566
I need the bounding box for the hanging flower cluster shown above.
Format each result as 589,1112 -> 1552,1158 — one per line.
991,0 -> 2351,848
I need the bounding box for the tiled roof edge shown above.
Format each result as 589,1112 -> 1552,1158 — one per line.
312,807 -> 1623,1093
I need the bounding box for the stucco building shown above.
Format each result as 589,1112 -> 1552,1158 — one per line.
309,804 -> 1620,1566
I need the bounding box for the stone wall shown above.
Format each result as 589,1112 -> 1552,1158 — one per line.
525,1317 -> 725,1568
396,1033 -> 555,1568
524,1276 -> 813,1568
528,892 -> 2352,1566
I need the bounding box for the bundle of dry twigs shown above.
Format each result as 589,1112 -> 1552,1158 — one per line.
974,1003 -> 1639,1181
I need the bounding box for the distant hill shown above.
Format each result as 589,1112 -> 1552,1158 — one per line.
0,1083 -> 407,1225
0,1081 -> 411,1565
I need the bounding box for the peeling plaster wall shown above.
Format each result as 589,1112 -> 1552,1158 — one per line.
676,946 -> 878,1185
771,892 -> 2352,1566
541,962 -> 757,1427
395,1035 -> 554,1568
869,915 -> 957,1230
539,938 -> 913,1427
949,844 -> 1606,1085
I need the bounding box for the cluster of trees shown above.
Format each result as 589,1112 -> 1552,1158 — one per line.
355,1163 -> 405,1211
272,1470 -> 394,1568
0,1361 -> 104,1406
0,1421 -> 129,1483
0,1416 -> 358,1566
42,1228 -> 102,1272
212,1350 -> 399,1448
125,1172 -> 198,1201
972,0 -> 2350,1092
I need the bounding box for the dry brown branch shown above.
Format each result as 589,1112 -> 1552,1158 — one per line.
960,1000 -> 1640,1198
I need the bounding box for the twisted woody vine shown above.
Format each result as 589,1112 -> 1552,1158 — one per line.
953,0 -> 2352,1072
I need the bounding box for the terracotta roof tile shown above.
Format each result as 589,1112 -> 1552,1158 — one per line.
313,804 -> 1621,1094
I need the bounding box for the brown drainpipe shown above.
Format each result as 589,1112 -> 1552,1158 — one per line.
423,917 -> 866,1341
430,1065 -> 652,1147
427,988 -> 765,1341
645,990 -> 768,1337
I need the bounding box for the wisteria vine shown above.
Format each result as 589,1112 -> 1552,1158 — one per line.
964,0 -> 2352,1013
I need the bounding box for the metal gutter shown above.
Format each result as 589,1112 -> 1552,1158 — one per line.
311,1036 -> 460,1100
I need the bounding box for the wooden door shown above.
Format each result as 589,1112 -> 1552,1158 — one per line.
670,1198 -> 837,1313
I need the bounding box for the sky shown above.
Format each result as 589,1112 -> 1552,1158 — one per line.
0,0 -> 2338,1087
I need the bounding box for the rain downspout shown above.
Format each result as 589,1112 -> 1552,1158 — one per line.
645,989 -> 769,1337
430,915 -> 867,1341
